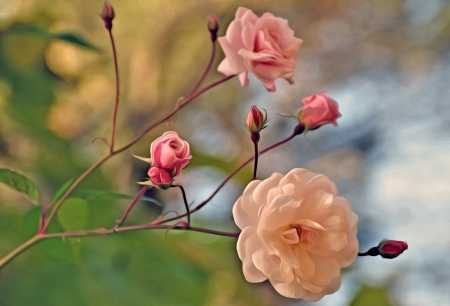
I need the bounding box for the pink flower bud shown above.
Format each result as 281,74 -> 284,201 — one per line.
378,239 -> 408,259
245,106 -> 268,133
148,167 -> 172,187
150,131 -> 192,178
100,2 -> 115,30
207,14 -> 220,42
298,92 -> 341,129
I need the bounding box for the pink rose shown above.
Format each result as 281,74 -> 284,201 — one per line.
299,93 -> 341,129
232,168 -> 359,300
150,131 -> 192,177
218,7 -> 303,92
148,167 -> 172,186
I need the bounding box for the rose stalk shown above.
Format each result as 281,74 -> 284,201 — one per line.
245,106 -> 268,180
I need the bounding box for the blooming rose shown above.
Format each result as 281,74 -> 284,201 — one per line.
232,168 -> 359,300
148,167 -> 172,186
217,7 -> 303,92
299,93 -> 341,129
150,131 -> 192,177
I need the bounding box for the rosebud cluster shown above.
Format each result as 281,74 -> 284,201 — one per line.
137,131 -> 192,189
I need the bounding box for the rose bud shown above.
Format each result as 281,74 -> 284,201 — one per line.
207,14 -> 220,42
100,2 -> 115,30
150,131 -> 192,178
297,92 -> 341,130
245,106 -> 268,134
148,167 -> 172,188
378,239 -> 408,259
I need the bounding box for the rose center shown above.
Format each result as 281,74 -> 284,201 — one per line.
280,225 -> 317,245
169,142 -> 179,150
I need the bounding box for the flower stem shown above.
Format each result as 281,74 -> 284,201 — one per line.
0,235 -> 42,270
251,132 -> 260,180
188,41 -> 216,98
116,186 -> 149,226
114,74 -> 235,154
108,29 -> 120,154
41,153 -> 112,233
172,184 -> 190,226
160,127 -> 301,225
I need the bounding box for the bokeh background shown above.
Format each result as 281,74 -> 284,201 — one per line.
0,0 -> 448,305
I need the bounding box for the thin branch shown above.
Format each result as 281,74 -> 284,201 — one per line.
160,129 -> 300,225
116,186 -> 149,226
172,184 -> 190,226
188,41 -> 216,97
109,29 -> 120,153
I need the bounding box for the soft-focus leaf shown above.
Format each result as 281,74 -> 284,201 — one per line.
53,33 -> 96,50
71,189 -> 132,201
350,285 -> 393,306
7,25 -> 96,50
140,196 -> 164,207
58,198 -> 88,231
0,168 -> 40,206
50,178 -> 75,204
23,207 -> 76,263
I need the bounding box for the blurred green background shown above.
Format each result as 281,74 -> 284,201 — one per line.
1,0 -> 449,305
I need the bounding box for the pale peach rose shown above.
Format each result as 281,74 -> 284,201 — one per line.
299,93 -> 341,129
218,7 -> 303,92
232,168 -> 359,300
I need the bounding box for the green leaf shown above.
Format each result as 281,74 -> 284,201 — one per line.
8,25 -> 97,50
350,285 -> 393,306
57,198 -> 88,231
0,168 -> 40,206
23,207 -> 77,263
53,33 -> 96,50
50,178 -> 75,204
71,189 -> 132,201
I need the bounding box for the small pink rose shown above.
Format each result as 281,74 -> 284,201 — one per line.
218,7 -> 303,92
299,92 -> 341,129
150,131 -> 192,177
378,240 -> 408,259
148,167 -> 172,186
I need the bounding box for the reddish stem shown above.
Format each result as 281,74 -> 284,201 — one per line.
188,41 -> 216,98
160,129 -> 300,225
172,184 -> 190,226
113,74 -> 235,154
109,29 -> 120,153
116,186 -> 149,226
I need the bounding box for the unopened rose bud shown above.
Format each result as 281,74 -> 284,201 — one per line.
207,14 -> 220,42
100,2 -> 115,30
378,239 -> 408,259
148,167 -> 173,188
297,92 -> 341,130
245,106 -> 268,134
